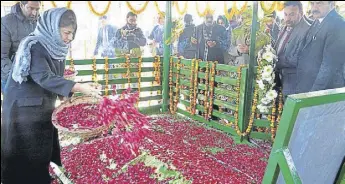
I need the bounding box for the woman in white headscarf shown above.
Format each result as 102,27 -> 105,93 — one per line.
1,8 -> 101,183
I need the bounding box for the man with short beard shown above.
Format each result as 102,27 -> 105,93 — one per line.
194,13 -> 229,64
1,1 -> 41,95
296,1 -> 345,93
112,11 -> 147,53
274,1 -> 312,99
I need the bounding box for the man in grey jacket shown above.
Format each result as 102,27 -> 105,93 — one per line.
275,1 -> 312,99
1,1 -> 40,93
296,1 -> 345,93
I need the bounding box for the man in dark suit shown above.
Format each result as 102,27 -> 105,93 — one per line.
296,1 -> 345,93
274,1 -> 312,99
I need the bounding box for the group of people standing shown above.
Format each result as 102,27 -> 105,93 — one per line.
0,1 -> 344,183
178,1 -> 345,100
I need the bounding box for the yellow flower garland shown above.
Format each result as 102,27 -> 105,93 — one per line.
276,1 -> 284,11
126,1 -> 149,15
174,1 -> 188,16
137,57 -> 142,106
87,1 -> 111,17
189,59 -> 195,113
154,1 -> 165,17
169,57 -> 174,113
207,61 -> 216,119
203,62 -> 210,119
125,55 -> 131,88
104,57 -> 109,96
260,1 -> 277,14
51,1 -> 72,9
92,57 -> 97,83
196,2 -> 214,17
192,60 -> 199,115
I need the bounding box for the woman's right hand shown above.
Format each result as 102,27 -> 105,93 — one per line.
72,83 -> 102,98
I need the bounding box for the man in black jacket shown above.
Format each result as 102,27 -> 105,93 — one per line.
1,1 -> 41,93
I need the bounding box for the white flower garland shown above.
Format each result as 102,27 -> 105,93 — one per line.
256,44 -> 278,113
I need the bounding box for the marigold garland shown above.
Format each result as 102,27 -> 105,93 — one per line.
125,55 -> 131,88
92,57 -> 97,83
87,1 -> 111,17
260,1 -> 277,14
207,61 -> 216,119
104,57 -> 109,96
173,1 -> 188,16
224,1 -> 236,20
270,98 -> 277,140
154,1 -> 165,17
233,65 -> 256,137
126,1 -> 149,15
203,62 -> 210,119
169,57 -> 174,113
276,1 -> 284,11
189,59 -> 195,113
191,60 -> 199,115
51,1 -> 72,9
196,2 -> 214,17
170,57 -> 181,114
137,57 -> 142,106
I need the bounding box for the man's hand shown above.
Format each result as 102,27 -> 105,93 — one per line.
191,37 -> 197,44
207,40 -> 216,48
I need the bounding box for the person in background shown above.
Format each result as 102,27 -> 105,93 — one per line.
194,13 -> 229,64
227,8 -> 240,29
296,1 -> 345,93
274,1 -> 312,100
194,12 -> 229,119
264,11 -> 281,46
148,12 -> 165,56
1,1 -> 41,106
112,11 -> 147,54
177,14 -> 197,59
93,15 -> 117,58
217,15 -> 233,66
1,8 -> 101,183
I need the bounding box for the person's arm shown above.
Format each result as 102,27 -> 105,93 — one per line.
148,26 -> 156,40
111,28 -> 128,50
134,28 -> 147,47
29,45 -> 76,97
1,20 -> 13,81
93,28 -> 102,56
311,25 -> 345,91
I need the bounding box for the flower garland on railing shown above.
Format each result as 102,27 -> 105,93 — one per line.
207,61 -> 216,120
189,59 -> 195,113
173,1 -> 188,16
51,1 -> 72,9
169,57 -> 174,113
233,65 -> 255,136
126,1 -> 149,15
260,1 -> 277,14
256,44 -> 278,113
104,57 -> 109,96
92,57 -> 97,82
153,1 -> 165,17
137,56 -> 142,106
195,2 -> 215,17
125,55 -> 131,89
203,62 -> 210,119
87,1 -> 111,16
269,98 -> 277,141
154,56 -> 161,85
191,60 -> 199,115
173,57 -> 182,114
